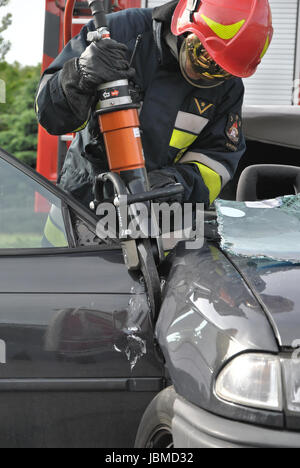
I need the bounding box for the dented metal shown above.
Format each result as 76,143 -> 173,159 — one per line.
156,242 -> 281,427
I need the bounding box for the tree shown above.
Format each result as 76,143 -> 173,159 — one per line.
0,63 -> 41,167
0,0 -> 11,61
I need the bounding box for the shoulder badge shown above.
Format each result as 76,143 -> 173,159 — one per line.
226,113 -> 242,145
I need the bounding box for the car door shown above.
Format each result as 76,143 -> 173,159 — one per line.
0,149 -> 164,448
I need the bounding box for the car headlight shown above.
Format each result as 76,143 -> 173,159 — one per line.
215,353 -> 283,411
282,359 -> 300,413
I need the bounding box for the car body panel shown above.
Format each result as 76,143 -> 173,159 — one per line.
0,149 -> 165,447
173,394 -> 300,448
156,242 -> 283,428
228,256 -> 300,348
0,250 -> 143,294
0,261 -> 164,447
0,389 -> 162,448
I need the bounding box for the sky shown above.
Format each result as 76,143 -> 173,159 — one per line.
1,0 -> 45,66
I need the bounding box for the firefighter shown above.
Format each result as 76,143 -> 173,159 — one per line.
36,0 -> 273,208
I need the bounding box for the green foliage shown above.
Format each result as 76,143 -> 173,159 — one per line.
0,62 -> 40,116
0,62 -> 41,167
0,0 -> 11,60
0,0 -> 42,168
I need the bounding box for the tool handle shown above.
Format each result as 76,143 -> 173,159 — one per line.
97,174 -> 184,205
125,184 -> 184,205
88,0 -> 108,29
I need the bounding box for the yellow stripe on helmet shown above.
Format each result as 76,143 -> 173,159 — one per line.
201,14 -> 246,40
260,35 -> 270,59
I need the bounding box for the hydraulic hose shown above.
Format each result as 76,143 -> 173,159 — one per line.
88,0 -> 108,29
64,1 -> 108,45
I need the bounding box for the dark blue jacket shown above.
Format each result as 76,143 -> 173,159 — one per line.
36,0 -> 246,207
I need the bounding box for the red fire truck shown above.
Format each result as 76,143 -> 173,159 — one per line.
36,0 -> 141,184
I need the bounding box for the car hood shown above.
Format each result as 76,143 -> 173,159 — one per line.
228,255 -> 300,347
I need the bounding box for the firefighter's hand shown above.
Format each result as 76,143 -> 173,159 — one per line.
148,170 -> 184,204
78,39 -> 135,92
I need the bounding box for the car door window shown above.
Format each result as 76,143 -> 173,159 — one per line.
0,157 -> 68,249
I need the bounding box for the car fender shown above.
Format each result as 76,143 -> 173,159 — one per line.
156,241 -> 283,427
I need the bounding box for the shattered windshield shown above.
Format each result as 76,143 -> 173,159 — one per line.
215,195 -> 300,263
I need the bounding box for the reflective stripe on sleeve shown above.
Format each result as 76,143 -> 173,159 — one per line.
175,111 -> 209,134
36,75 -> 53,114
169,129 -> 198,150
72,120 -> 89,133
178,151 -> 231,187
37,74 -> 52,98
186,161 -> 222,205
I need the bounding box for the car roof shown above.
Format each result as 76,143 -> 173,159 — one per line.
243,105 -> 300,150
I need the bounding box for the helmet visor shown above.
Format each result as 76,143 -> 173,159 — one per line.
179,34 -> 232,88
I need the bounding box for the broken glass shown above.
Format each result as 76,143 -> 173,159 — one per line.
215,195 -> 300,263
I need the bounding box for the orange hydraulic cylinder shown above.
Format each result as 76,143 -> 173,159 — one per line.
99,108 -> 145,173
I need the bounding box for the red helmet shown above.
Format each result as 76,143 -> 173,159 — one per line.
171,0 -> 273,78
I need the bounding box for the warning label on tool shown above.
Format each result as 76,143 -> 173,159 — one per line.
133,128 -> 141,138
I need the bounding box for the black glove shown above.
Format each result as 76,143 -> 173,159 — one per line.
148,169 -> 184,204
60,39 -> 135,122
78,39 -> 135,93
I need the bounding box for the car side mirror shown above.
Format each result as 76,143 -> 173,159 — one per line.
236,164 -> 300,201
